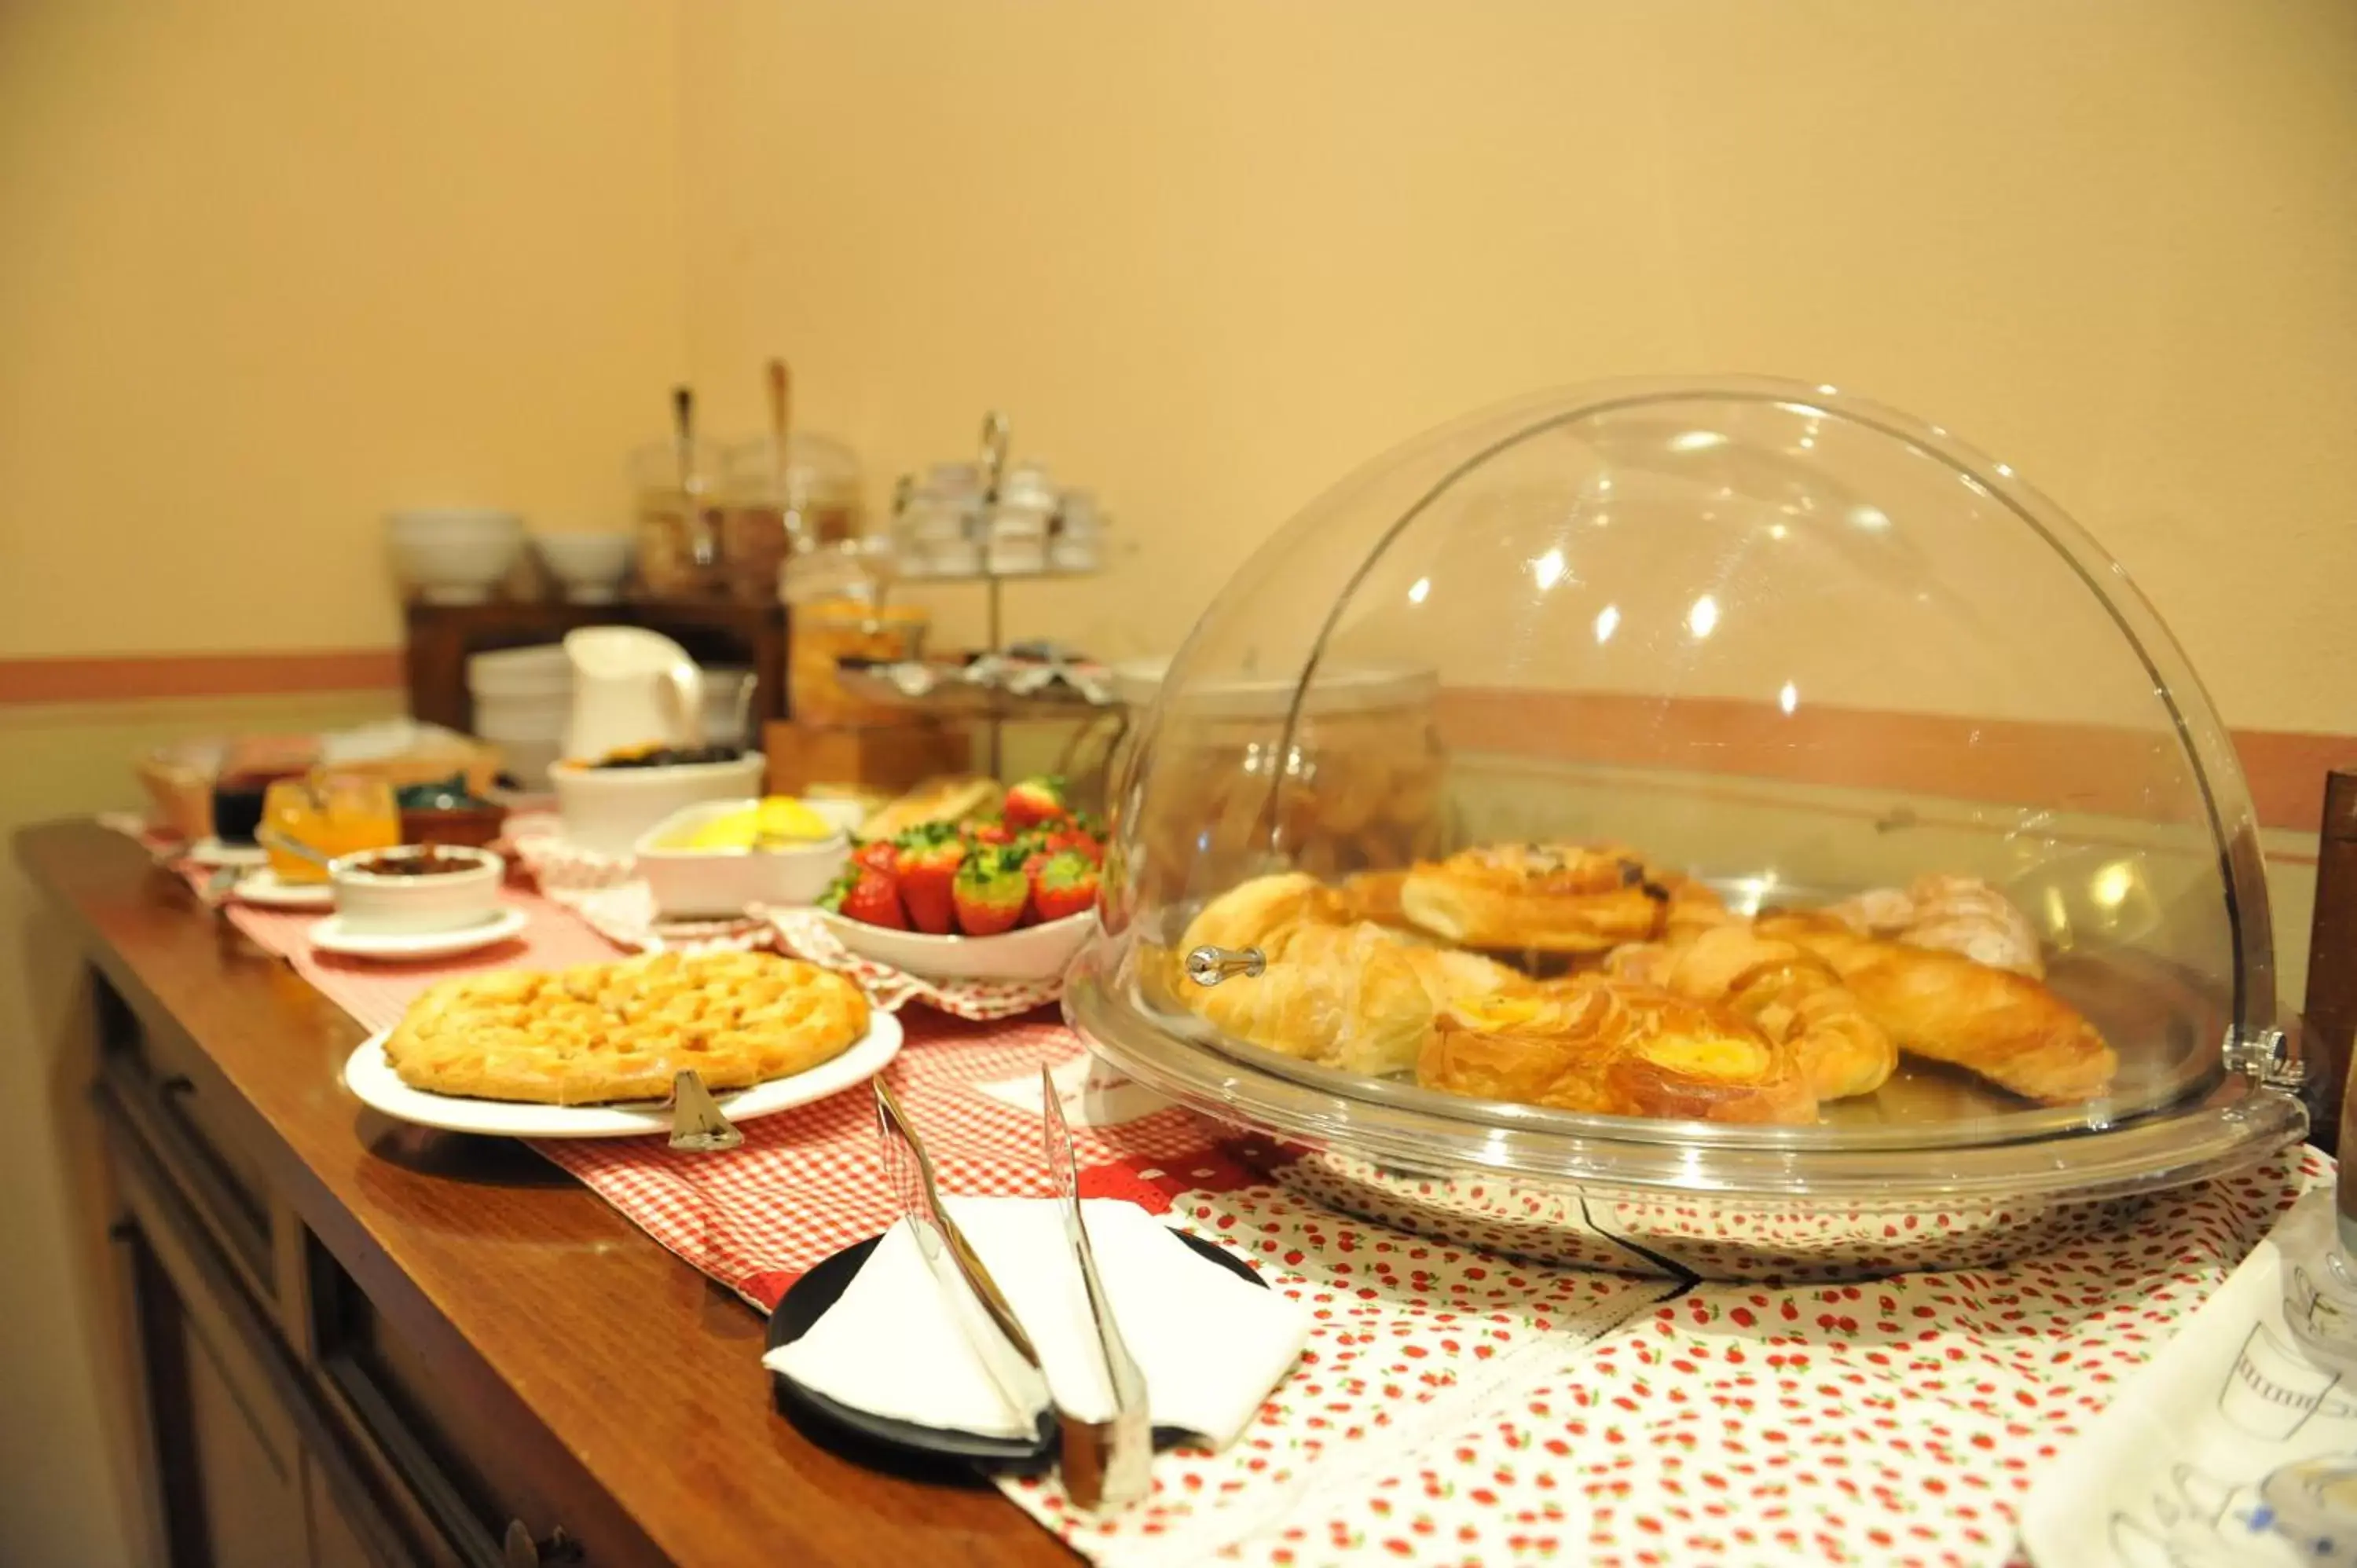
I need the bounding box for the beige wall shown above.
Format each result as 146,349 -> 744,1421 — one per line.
676,0 -> 2357,735
0,3 -> 683,1560
3,4 -> 2355,1561
0,0 -> 686,658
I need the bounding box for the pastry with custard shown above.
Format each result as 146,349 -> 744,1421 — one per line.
1418,976 -> 1818,1125
1606,922 -> 1897,1101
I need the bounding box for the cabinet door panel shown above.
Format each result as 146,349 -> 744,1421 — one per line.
182,1313 -> 310,1568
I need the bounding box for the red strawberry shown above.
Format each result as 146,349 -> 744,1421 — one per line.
893,830 -> 966,936
838,864 -> 908,929
852,839 -> 898,872
1043,822 -> 1102,865
1029,848 -> 1100,923
970,817 -> 1015,847
951,846 -> 1028,936
1002,775 -> 1069,830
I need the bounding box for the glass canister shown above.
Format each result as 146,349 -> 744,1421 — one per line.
1109,659 -> 1446,910
787,598 -> 933,726
719,432 -> 864,603
629,438 -> 728,598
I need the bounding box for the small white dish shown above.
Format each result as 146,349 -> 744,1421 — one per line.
186,837 -> 269,869
634,799 -> 850,918
549,752 -> 767,857
230,869 -> 335,910
341,1009 -> 904,1138
819,909 -> 1092,983
309,906 -> 528,961
328,844 -> 504,934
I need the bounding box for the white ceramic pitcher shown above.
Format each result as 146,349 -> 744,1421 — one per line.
559,627 -> 706,763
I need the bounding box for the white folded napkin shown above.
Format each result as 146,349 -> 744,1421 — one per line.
764,1196 -> 1308,1449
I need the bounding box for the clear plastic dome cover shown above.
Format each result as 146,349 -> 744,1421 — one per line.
1069,377 -> 2300,1271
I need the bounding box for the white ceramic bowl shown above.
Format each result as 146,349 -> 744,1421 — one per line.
533,533 -> 634,604
818,909 -> 1094,983
548,753 -> 767,857
328,844 -> 504,934
388,509 -> 525,605
633,800 -> 851,917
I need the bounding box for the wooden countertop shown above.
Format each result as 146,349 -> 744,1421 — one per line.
20,819 -> 1069,1568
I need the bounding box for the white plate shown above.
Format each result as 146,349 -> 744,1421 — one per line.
819,909 -> 1091,982
186,837 -> 269,869
308,906 -> 530,961
231,869 -> 335,910
342,1009 -> 904,1138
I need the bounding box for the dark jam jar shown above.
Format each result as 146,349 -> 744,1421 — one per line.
346,846 -> 482,877
588,745 -> 744,770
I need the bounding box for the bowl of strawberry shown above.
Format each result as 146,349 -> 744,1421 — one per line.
816,776 -> 1104,983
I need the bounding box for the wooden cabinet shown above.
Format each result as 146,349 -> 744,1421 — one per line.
96,981 -> 574,1568
25,820 -> 1064,1568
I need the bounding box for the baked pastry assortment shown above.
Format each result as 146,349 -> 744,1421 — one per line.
1171,844 -> 2117,1126
386,950 -> 871,1105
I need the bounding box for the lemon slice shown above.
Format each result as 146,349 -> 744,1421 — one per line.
682,807 -> 759,851
754,796 -> 833,843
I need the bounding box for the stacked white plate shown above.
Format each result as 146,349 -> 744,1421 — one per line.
467,644 -> 569,781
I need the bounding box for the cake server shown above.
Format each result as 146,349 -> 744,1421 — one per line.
1040,1066 -> 1153,1511
668,1069 -> 742,1152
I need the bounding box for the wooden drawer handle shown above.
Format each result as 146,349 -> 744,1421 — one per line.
503,1521 -> 581,1566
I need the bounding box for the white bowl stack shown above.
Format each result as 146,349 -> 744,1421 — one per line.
467,645 -> 570,783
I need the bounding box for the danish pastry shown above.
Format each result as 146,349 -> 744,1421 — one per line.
1419,976 -> 1818,1125
1400,843 -> 1681,954
385,951 -> 871,1105
1756,913 -> 2114,1105
1606,923 -> 1895,1101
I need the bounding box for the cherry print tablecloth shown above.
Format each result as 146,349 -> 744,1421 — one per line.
112,818 -> 2326,1566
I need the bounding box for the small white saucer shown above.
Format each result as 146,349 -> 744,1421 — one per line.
308,907 -> 529,961
187,837 -> 269,869
230,869 -> 335,910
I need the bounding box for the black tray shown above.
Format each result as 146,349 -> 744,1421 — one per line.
765,1227 -> 1262,1473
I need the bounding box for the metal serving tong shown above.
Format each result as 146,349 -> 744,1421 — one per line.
1040,1065 -> 1153,1510
871,1076 -> 1150,1511
873,1079 -> 1054,1430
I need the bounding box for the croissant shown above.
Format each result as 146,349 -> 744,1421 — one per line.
1338,869 -> 1413,930
1181,871 -> 1350,953
1177,874 -> 1522,1075
1755,912 -> 2114,1105
1420,976 -> 1818,1125
1607,923 -> 1896,1101
1400,843 -> 1681,954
